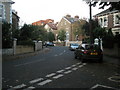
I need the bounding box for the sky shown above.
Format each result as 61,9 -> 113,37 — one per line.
12,0 -> 109,25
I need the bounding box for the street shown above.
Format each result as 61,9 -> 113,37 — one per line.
3,46 -> 120,89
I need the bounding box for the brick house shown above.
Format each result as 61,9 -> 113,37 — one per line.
57,15 -> 86,41
94,8 -> 120,35
44,22 -> 58,40
12,10 -> 20,30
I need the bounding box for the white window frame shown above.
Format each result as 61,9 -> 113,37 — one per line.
114,13 -> 120,26
103,16 -> 108,27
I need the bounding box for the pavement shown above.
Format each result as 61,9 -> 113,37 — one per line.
2,47 -> 51,61
2,47 -> 120,67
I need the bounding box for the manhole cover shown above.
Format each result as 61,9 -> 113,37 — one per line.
108,76 -> 120,82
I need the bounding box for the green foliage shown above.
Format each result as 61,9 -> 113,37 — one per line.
58,30 -> 66,41
102,28 -> 114,48
19,24 -> 47,45
73,20 -> 85,38
93,26 -> 107,39
47,32 -> 55,42
2,22 -> 12,48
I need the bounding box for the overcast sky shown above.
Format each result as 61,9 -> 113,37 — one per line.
12,0 -> 109,24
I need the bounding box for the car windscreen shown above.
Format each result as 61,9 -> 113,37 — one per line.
71,44 -> 78,46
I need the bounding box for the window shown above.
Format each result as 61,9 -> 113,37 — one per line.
103,17 -> 108,27
0,4 -> 3,18
114,13 -> 120,26
99,18 -> 103,27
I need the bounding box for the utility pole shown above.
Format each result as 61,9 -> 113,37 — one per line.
89,1 -> 93,44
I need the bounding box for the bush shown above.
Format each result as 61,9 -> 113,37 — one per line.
17,40 -> 34,46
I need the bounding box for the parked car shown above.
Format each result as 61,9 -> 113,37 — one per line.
46,42 -> 54,46
69,43 -> 79,51
74,44 -> 103,63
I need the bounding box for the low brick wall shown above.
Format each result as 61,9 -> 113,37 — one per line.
16,45 -> 34,54
103,44 -> 120,58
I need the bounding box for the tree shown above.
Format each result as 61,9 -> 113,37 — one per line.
58,30 -> 66,41
47,32 -> 55,42
72,20 -> 86,40
2,22 -> 12,48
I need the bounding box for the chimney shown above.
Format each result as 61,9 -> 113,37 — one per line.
74,15 -> 79,19
66,14 -> 71,18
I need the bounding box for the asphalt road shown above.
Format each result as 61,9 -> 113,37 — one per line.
2,46 -> 120,89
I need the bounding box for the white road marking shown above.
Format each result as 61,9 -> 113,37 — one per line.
53,74 -> 64,79
54,54 -> 58,56
72,64 -> 76,67
108,76 -> 120,82
78,65 -> 84,68
14,59 -> 44,67
64,50 -> 66,52
72,67 -> 78,71
64,70 -> 72,74
76,62 -> 81,65
57,70 -> 65,73
12,84 -> 26,89
46,73 -> 56,77
91,84 -> 117,90
23,86 -> 35,90
90,84 -> 99,89
65,67 -> 71,70
37,79 -> 52,86
29,78 -> 43,84
83,63 -> 87,65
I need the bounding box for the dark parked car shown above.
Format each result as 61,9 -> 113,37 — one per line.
47,42 -> 55,46
74,44 -> 103,63
69,43 -> 79,51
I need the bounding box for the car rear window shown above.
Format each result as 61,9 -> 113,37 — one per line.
85,45 -> 100,50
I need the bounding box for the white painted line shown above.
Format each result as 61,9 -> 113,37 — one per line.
57,70 -> 65,73
65,67 -> 71,70
29,78 -> 43,84
78,65 -> 84,68
90,84 -> 117,90
12,84 -> 26,89
72,65 -> 76,67
72,67 -> 78,71
46,73 -> 56,78
64,70 -> 72,74
83,63 -> 87,65
98,84 -> 117,89
23,86 -> 35,90
53,74 -> 64,79
90,84 -> 99,89
64,50 -> 66,52
14,59 -> 44,67
76,62 -> 81,65
54,54 -> 58,56
38,79 -> 52,86
108,76 -> 120,82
